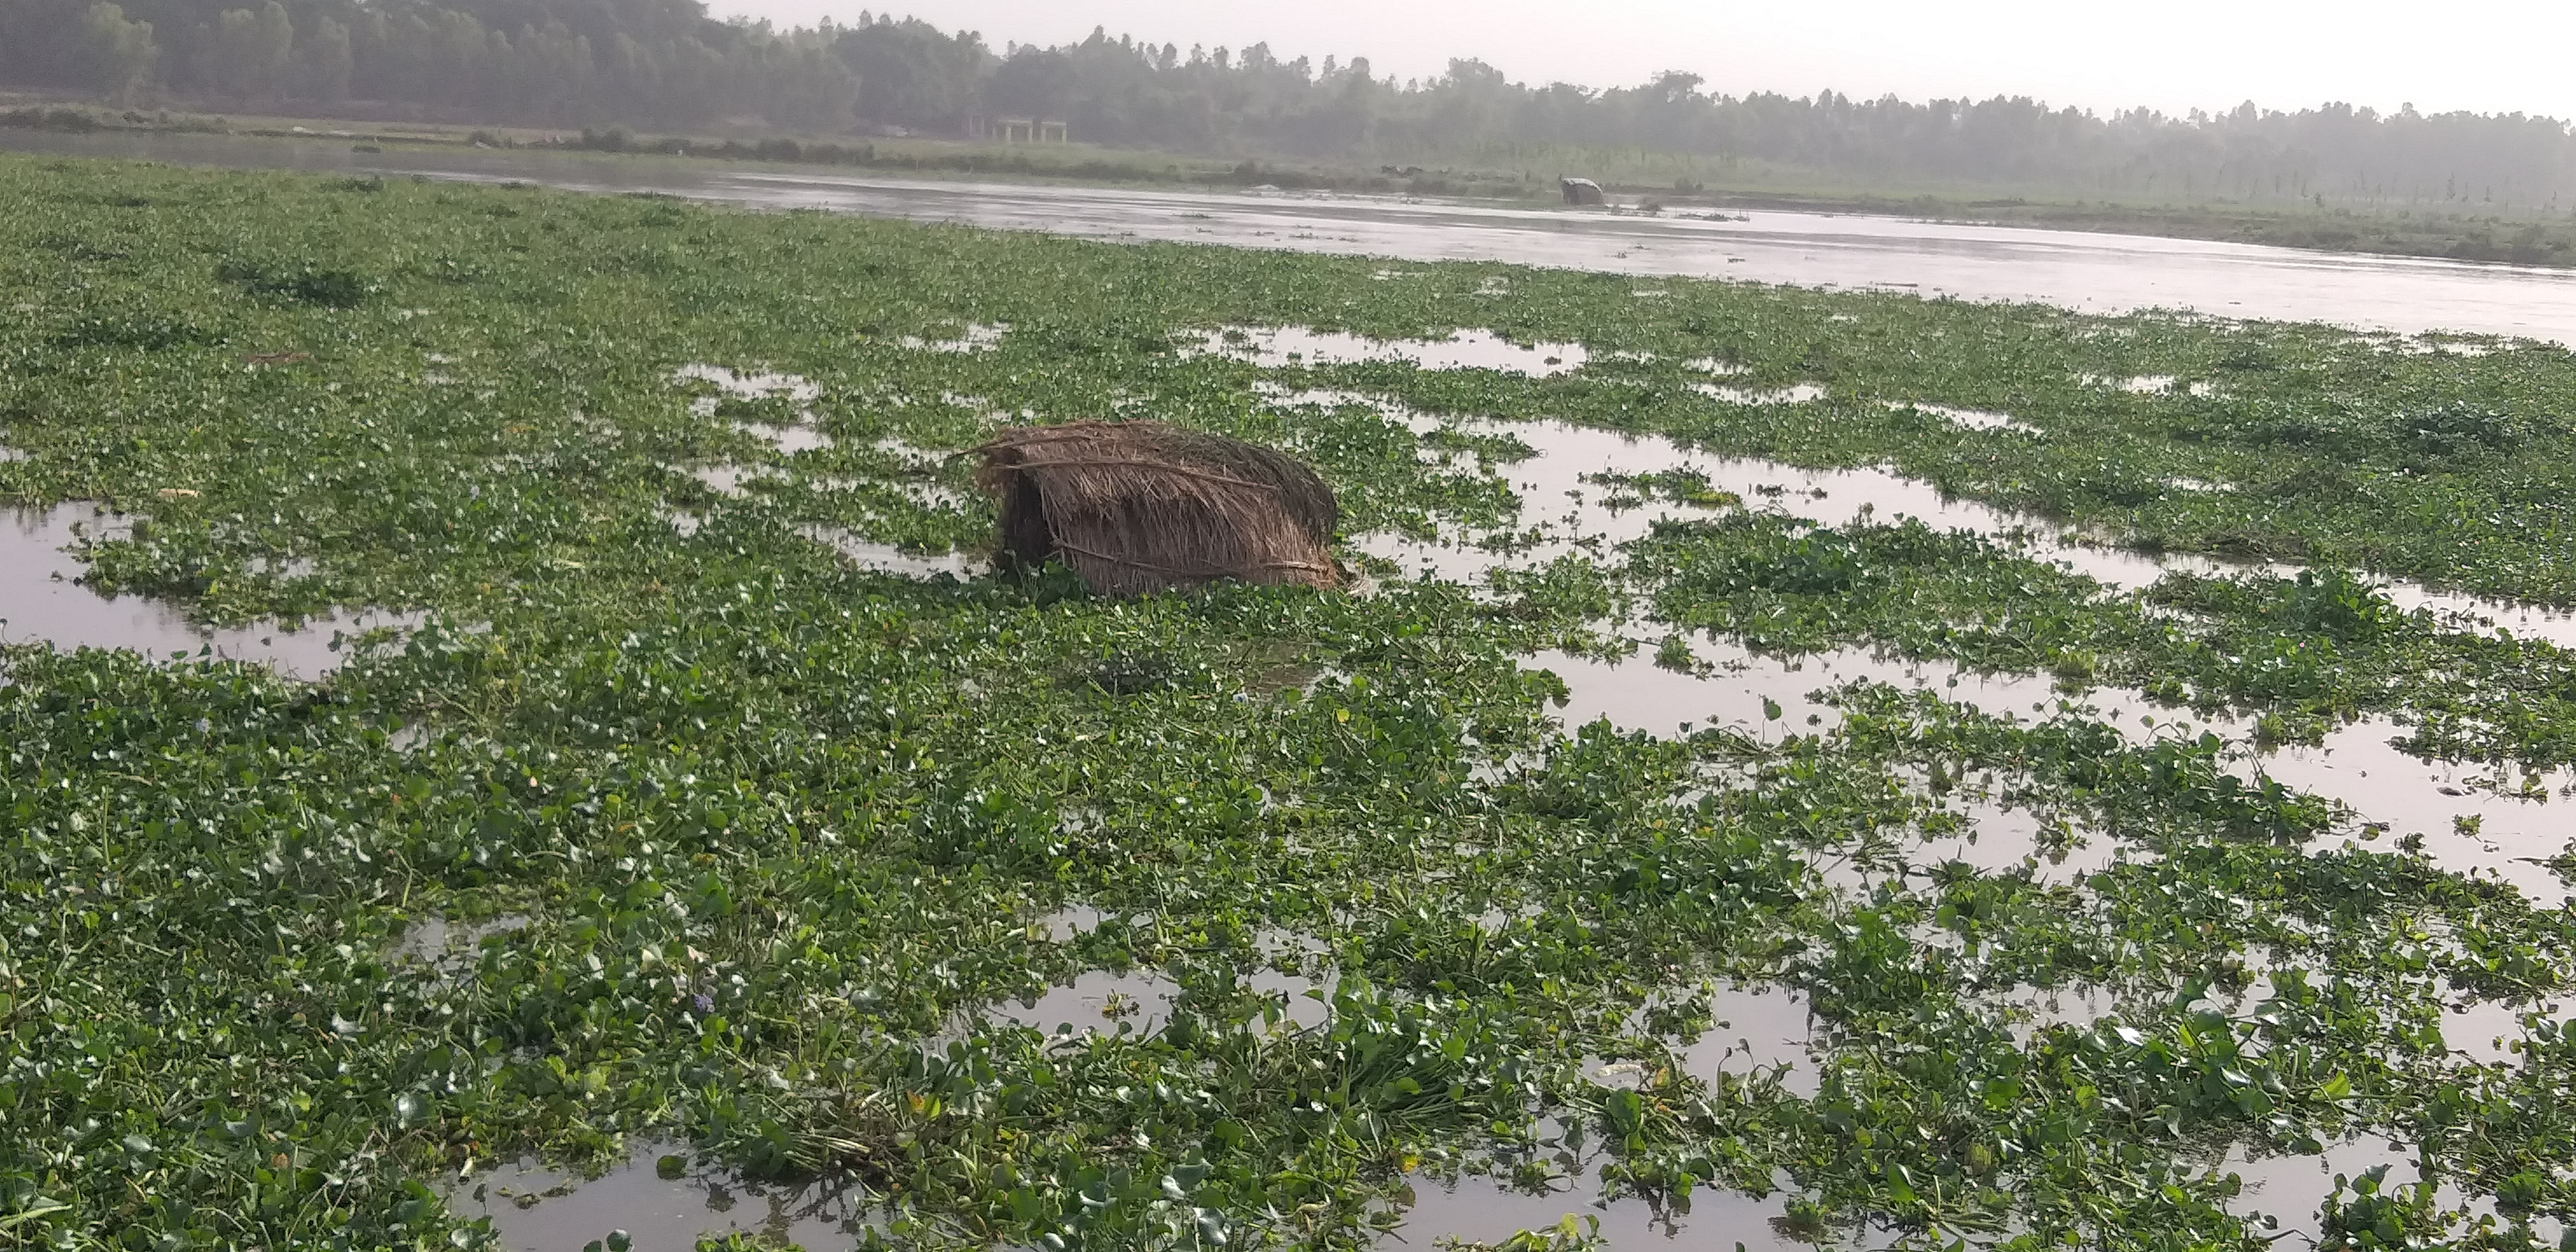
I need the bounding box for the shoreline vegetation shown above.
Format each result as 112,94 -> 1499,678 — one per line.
10,98 -> 2575,269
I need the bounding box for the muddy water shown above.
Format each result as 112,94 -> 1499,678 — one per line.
977,966 -> 1334,1038
1667,980 -> 1820,1099
10,129 -> 2576,343
448,1142 -> 876,1252
2212,1134 -> 2418,1240
1329,397 -> 2576,645
2443,995 -> 2569,1066
1275,383 -> 2576,898
985,968 -> 1181,1037
2200,1131 -> 2565,1250
663,364 -> 988,579
1386,1169 -> 1832,1251
392,913 -> 529,965
796,524 -> 986,580
0,504 -> 424,678
1533,639 -> 2571,904
1183,325 -> 1587,376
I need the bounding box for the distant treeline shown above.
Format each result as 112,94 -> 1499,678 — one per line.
10,0 -> 2576,210
2,0 -> 859,128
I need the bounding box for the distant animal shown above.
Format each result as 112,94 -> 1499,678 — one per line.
1560,177 -> 1604,205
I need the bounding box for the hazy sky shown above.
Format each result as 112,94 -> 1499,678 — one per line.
707,0 -> 2576,121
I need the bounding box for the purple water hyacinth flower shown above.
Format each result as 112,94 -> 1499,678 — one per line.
693,993 -> 714,1015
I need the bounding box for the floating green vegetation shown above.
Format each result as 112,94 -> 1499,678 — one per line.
1,155 -> 2574,1252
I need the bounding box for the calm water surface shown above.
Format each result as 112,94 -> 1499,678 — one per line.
6,129 -> 2575,342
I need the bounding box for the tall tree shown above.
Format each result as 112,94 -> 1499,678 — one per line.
194,1 -> 293,101
76,2 -> 162,100
297,13 -> 350,102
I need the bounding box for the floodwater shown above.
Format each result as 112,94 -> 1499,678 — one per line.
2212,1134 -> 2418,1240
1386,1169 -> 1832,1251
2202,1130 -> 2566,1250
11,129 -> 2570,1252
1893,401 -> 2035,434
1666,980 -> 1820,1099
977,965 -> 1333,1038
10,129 -> 2576,343
984,968 -> 1181,1038
0,503 -> 424,678
899,321 -> 1009,353
663,364 -> 987,578
1323,396 -> 2576,647
797,524 -> 986,580
392,912 -> 529,965
1270,385 -> 2576,899
448,1141 -> 877,1252
975,911 -> 1334,1038
1183,325 -> 1587,376
675,362 -> 832,458
1531,638 -> 2572,905
2443,995 -> 2569,1066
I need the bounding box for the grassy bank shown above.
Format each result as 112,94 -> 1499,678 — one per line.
2,152 -> 2574,1251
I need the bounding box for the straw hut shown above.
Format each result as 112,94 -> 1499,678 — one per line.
970,420 -> 1340,595
1560,177 -> 1605,205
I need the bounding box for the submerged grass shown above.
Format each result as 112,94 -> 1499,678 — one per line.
1,154 -> 2574,1251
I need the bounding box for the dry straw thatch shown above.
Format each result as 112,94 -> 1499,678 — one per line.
970,420 -> 1340,595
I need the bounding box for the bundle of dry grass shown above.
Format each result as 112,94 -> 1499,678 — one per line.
970,420 -> 1340,595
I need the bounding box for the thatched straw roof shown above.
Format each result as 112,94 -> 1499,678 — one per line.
970,420 -> 1340,595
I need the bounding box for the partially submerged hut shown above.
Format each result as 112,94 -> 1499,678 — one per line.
970,420 -> 1340,595
1560,177 -> 1605,205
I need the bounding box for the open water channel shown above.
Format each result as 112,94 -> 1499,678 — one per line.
6,127 -> 2576,342
9,132 -> 2576,1250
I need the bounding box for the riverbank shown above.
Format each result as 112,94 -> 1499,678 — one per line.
8,97 -> 2573,270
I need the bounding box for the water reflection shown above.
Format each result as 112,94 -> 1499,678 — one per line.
674,363 -> 833,458
2441,996 -> 2569,1066
985,968 -> 1181,1038
10,129 -> 2574,343
1697,382 -> 1827,406
2208,1134 -> 2417,1245
661,366 -> 986,577
1892,401 -> 2035,434
1529,640 -> 2134,742
975,961 -> 1334,1040
1910,801 -> 2119,885
1993,983 -> 2119,1046
2258,727 -> 2573,904
1666,980 -> 1819,1099
672,363 -> 818,405
1182,325 -> 1588,376
1531,641 -> 2575,905
448,1141 -> 877,1252
0,504 -> 424,679
898,322 -> 1009,353
1320,399 -> 2576,645
1275,391 -> 2576,899
392,912 -> 529,965
795,524 -> 985,580
1384,1169 -> 1831,1251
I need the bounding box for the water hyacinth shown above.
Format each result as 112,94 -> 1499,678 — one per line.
0,153 -> 2570,1251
